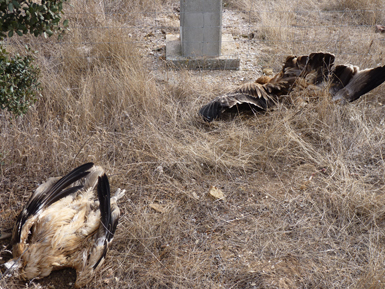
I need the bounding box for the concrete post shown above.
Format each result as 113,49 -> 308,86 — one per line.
180,0 -> 222,58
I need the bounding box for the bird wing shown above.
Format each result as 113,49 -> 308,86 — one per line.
93,173 -> 120,268
199,51 -> 385,121
331,64 -> 385,102
198,54 -> 309,122
299,52 -> 335,84
75,173 -> 122,288
198,52 -> 337,122
198,82 -> 274,122
11,162 -> 95,245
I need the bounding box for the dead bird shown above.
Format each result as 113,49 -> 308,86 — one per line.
199,52 -> 385,122
3,162 -> 125,288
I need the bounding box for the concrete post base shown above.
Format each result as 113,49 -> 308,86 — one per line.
166,34 -> 240,70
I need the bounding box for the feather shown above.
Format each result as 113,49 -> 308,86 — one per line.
11,163 -> 94,245
91,174 -> 119,270
5,163 -> 125,288
97,174 -> 112,240
199,52 -> 385,122
331,65 -> 385,102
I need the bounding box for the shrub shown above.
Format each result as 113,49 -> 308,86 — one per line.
0,0 -> 69,39
0,46 -> 41,115
0,0 -> 69,116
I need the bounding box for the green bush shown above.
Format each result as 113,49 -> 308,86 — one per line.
0,0 -> 69,116
0,46 -> 41,115
0,0 -> 69,40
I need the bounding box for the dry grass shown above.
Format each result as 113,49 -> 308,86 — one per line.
1,0 -> 385,288
228,0 -> 385,67
330,0 -> 385,25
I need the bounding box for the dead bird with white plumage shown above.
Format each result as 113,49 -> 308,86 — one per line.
3,162 -> 125,288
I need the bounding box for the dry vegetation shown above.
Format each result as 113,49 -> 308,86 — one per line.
1,0 -> 385,288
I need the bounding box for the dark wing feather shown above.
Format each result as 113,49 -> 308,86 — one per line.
93,174 -> 113,269
280,54 -> 309,79
97,174 -> 112,240
199,51 -> 385,121
203,83 -> 273,121
329,65 -> 356,96
199,99 -> 224,122
12,162 -> 94,244
44,186 -> 83,208
300,52 -> 335,84
199,82 -> 281,122
198,54 -> 310,122
332,65 -> 385,102
199,52 -> 338,122
27,162 -> 94,215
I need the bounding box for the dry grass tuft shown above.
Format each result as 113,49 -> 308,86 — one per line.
329,0 -> 385,25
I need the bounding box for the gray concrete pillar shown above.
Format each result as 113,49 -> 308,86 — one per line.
180,0 -> 222,58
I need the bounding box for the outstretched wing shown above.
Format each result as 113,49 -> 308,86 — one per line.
11,162 -> 94,245
199,53 -> 320,122
331,64 -> 385,102
199,51 -> 385,121
199,82 -> 274,122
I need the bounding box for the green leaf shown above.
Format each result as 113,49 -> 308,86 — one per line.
0,47 -> 41,116
8,30 -> 13,37
12,0 -> 20,9
8,2 -> 13,12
